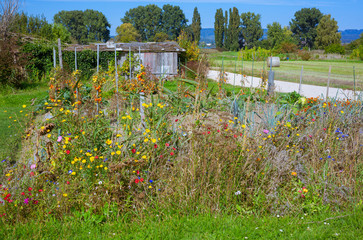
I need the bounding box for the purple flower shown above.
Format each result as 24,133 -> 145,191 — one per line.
24,198 -> 29,205
263,129 -> 269,134
57,136 -> 62,142
30,164 -> 36,169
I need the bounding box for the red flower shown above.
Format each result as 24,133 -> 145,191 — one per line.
136,170 -> 140,175
66,181 -> 70,184
217,130 -> 221,133
172,147 -> 176,151
135,179 -> 140,183
21,192 -> 25,195
175,119 -> 179,122
30,172 -> 35,177
28,187 -> 32,191
170,152 -> 174,156
39,189 -> 43,192
66,150 -> 70,154
140,178 -> 144,182
95,156 -> 99,159
207,131 -> 211,134
234,135 -> 237,138
132,149 -> 136,154
154,144 -> 158,149
165,143 -> 169,147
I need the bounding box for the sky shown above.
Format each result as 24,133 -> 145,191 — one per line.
21,0 -> 363,35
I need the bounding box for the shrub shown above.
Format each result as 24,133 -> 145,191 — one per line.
277,42 -> 298,54
325,44 -> 345,55
359,45 -> 363,61
297,50 -> 311,61
238,47 -> 271,61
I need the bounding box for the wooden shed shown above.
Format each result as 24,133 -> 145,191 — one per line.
64,41 -> 185,76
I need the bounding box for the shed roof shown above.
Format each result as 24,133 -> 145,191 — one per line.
64,41 -> 185,53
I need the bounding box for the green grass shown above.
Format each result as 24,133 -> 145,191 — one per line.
208,51 -> 363,90
1,208 -> 362,239
0,84 -> 48,161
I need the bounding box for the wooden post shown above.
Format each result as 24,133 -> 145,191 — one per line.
129,46 -> 131,79
58,38 -> 63,69
97,45 -> 99,73
299,66 -> 303,94
75,47 -> 78,99
115,45 -> 119,122
326,66 -> 331,100
353,66 -> 356,100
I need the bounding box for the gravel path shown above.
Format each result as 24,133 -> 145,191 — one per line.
207,70 -> 362,100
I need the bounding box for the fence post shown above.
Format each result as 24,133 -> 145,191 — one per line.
115,45 -> 119,123
74,47 -> 78,99
57,38 -> 63,69
326,66 -> 331,101
267,57 -> 274,95
299,66 -> 303,94
53,47 -> 56,68
97,45 -> 99,73
353,66 -> 356,100
129,46 -> 132,80
251,53 -> 254,88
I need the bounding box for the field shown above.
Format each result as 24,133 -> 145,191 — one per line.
0,60 -> 362,238
207,51 -> 363,90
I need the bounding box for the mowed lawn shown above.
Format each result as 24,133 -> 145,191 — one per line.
208,51 -> 363,90
0,85 -> 48,161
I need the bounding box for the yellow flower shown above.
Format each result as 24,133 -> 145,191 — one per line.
82,160 -> 86,164
104,167 -> 108,170
145,129 -> 150,133
82,131 -> 85,135
94,148 -> 97,151
303,188 -> 308,193
90,157 -> 95,162
151,139 -> 157,143
71,172 -> 76,175
63,193 -> 68,197
106,139 -> 112,145
111,152 -> 115,156
116,151 -> 121,155
144,138 -> 149,142
291,172 -> 297,176
59,108 -> 64,112
22,105 -> 26,108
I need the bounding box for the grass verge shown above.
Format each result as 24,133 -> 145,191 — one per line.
0,208 -> 362,239
0,84 -> 48,161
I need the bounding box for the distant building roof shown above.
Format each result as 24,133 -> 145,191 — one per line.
64,41 -> 185,53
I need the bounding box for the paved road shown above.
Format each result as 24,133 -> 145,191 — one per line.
207,70 -> 362,100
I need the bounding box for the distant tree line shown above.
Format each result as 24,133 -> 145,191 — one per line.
214,7 -> 346,52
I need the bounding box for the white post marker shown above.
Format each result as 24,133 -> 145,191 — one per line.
326,65 -> 331,101
299,66 -> 303,94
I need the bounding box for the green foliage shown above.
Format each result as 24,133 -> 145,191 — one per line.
227,7 -> 240,51
22,42 -> 53,81
359,45 -> 363,61
191,7 -> 201,44
161,5 -> 187,40
214,8 -> 225,49
315,14 -> 341,49
115,23 -> 140,42
240,12 -> 263,49
298,50 -> 312,61
122,4 -> 187,41
238,47 -> 271,61
51,24 -> 72,44
290,8 -> 323,48
152,32 -> 169,42
177,30 -> 200,61
267,22 -> 284,49
276,41 -> 298,54
325,44 -> 345,55
54,10 -> 110,44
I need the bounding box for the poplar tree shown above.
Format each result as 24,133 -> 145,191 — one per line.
228,7 -> 240,51
191,7 -> 201,44
214,8 -> 224,48
224,10 -> 229,49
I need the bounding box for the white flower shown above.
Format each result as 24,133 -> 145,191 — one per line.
98,181 -> 103,185
235,191 -> 241,195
